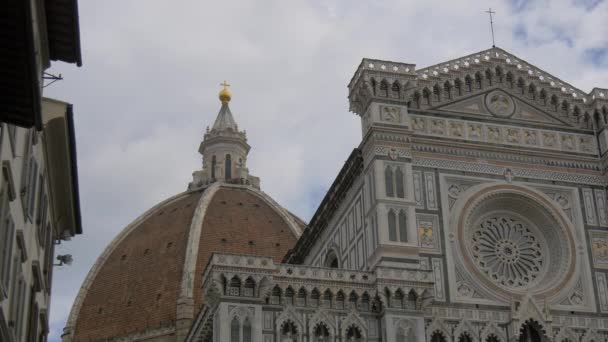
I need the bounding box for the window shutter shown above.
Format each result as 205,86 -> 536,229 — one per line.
26,160 -> 38,220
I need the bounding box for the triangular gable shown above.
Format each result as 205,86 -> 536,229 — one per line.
433,89 -> 573,127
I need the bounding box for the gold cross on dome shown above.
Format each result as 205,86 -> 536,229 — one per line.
220,80 -> 230,89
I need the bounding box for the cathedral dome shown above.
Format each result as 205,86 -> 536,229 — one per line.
64,184 -> 304,341
63,86 -> 304,341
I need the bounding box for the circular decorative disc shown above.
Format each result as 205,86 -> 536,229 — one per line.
485,91 -> 515,117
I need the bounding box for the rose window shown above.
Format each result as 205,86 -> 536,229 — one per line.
456,188 -> 576,298
471,217 -> 543,288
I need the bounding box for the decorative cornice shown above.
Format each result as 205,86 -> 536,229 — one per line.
412,157 -> 608,186
348,47 -> 607,127
411,143 -> 600,171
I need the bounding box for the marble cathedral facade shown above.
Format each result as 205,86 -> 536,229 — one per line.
184,47 -> 608,342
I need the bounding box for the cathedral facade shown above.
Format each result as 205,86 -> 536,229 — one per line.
65,48 -> 608,342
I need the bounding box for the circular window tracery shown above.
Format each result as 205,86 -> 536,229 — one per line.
471,216 -> 544,288
453,185 -> 577,299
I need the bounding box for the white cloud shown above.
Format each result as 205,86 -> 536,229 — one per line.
43,0 -> 607,340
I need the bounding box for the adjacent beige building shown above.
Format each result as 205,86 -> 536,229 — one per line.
0,0 -> 83,341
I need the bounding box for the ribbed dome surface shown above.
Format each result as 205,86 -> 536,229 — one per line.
70,185 -> 302,341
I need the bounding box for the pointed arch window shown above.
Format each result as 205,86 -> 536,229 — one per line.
454,79 -> 463,96
379,81 -> 389,97
388,209 -> 408,242
243,277 -> 255,297
433,85 -> 441,102
346,326 -> 363,342
443,82 -> 452,100
391,82 -> 400,98
225,154 -> 232,180
550,95 -> 559,111
519,322 -> 543,342
310,289 -> 320,307
495,67 -> 504,83
385,166 -> 394,197
398,210 -> 408,242
281,321 -> 299,342
322,290 -> 332,308
270,286 -> 281,305
517,78 -> 525,94
325,250 -> 339,268
459,333 -> 473,342
228,276 -> 241,296
413,92 -> 421,108
397,328 -> 405,342
561,101 -> 570,116
313,324 -> 330,342
360,293 -> 370,311
385,165 -> 405,199
230,317 -> 240,342
475,72 -> 483,89
348,292 -> 358,310
486,334 -> 500,342
485,69 -> 493,86
285,287 -> 294,305
465,76 -> 473,92
395,167 -> 405,198
528,84 -> 537,100
296,288 -> 307,306
392,290 -> 404,308
432,332 -> 447,342
539,89 -> 547,105
423,88 -> 431,105
506,73 -> 514,88
335,291 -> 345,309
243,318 -> 252,342
388,210 -> 397,242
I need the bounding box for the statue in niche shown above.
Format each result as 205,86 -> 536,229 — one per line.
413,117 -> 426,131
524,130 -> 537,145
580,136 -> 593,152
468,124 -> 481,139
562,135 -> 575,150
488,127 -> 500,142
381,106 -> 399,122
450,122 -> 464,137
431,120 -> 446,135
506,129 -> 520,143
542,132 -> 556,147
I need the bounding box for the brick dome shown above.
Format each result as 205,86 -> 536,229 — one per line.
63,184 -> 303,341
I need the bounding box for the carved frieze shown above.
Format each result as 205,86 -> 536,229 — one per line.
410,114 -> 597,155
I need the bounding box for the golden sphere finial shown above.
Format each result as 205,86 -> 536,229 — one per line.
219,80 -> 232,104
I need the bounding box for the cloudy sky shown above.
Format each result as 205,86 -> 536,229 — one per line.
43,0 -> 607,340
